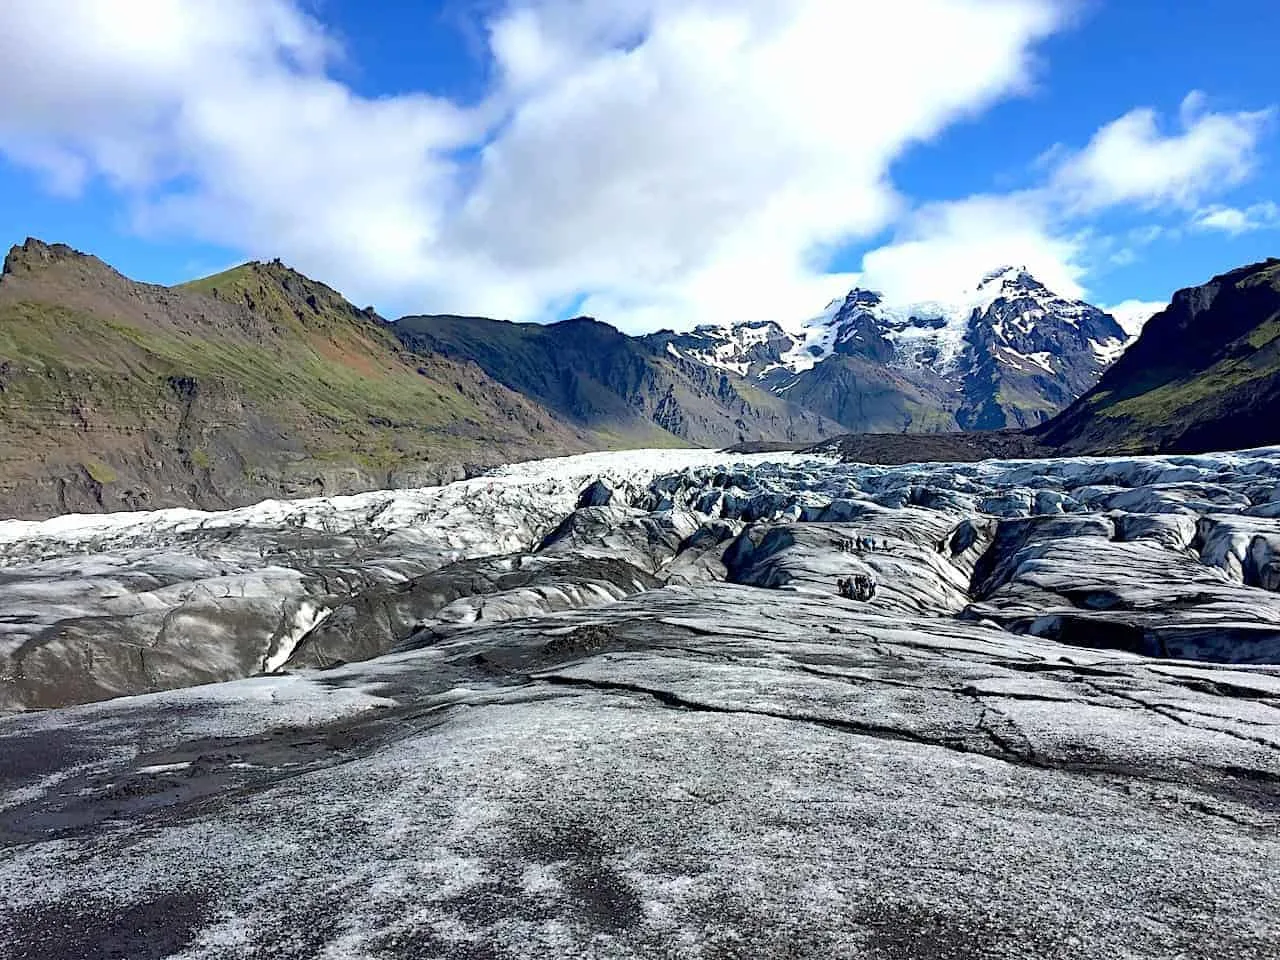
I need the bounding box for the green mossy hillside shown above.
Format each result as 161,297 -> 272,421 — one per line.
0,244 -> 591,517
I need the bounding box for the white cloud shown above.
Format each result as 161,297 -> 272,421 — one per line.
859,192 -> 1086,303
1127,223 -> 1174,246
0,3 -> 1270,334
1099,223 -> 1178,270
0,0 -> 476,308
1102,299 -> 1166,340
856,94 -> 1273,310
450,0 -> 1064,330
0,0 -> 1064,331
1050,92 -> 1272,213
1190,201 -> 1280,235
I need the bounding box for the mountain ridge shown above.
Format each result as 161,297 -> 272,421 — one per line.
1039,256 -> 1280,454
4,235 -> 1270,519
0,238 -> 598,517
812,257 -> 1280,462
0,237 -> 840,518
647,266 -> 1135,433
394,311 -> 842,447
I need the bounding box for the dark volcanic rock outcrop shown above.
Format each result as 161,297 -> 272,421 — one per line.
806,429 -> 1048,464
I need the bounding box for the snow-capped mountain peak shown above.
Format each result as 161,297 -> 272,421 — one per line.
649,267 -> 1141,433
977,264 -> 1036,290
781,267 -> 1072,376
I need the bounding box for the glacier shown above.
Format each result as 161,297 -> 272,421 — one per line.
0,445 -> 1278,958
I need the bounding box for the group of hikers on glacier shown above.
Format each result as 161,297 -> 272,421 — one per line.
835,531 -> 882,602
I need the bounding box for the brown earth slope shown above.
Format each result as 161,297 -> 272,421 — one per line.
0,239 -> 596,518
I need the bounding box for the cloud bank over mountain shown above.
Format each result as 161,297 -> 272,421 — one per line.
0,1 -> 1272,331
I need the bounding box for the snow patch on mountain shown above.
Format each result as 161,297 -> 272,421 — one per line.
778,266 -> 1113,377
779,303 -> 843,373
660,321 -> 792,377
1090,336 -> 1129,366
650,267 -> 1146,431
871,297 -> 973,368
683,322 -> 778,376
998,346 -> 1056,374
782,289 -> 977,374
1104,299 -> 1166,340
667,268 -> 1145,391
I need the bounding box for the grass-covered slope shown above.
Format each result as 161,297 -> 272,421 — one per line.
394,313 -> 840,447
0,239 -> 590,517
1039,258 -> 1280,454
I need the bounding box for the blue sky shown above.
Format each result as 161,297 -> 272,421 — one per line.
0,0 -> 1276,332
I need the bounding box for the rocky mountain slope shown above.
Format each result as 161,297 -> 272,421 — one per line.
1041,258 -> 1280,455
648,267 -> 1135,432
2,447 -> 1278,956
0,239 -> 598,518
395,313 -> 841,447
